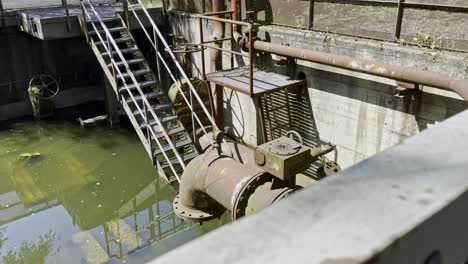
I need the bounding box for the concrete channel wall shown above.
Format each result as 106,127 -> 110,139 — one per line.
0,27 -> 104,121
168,11 -> 468,169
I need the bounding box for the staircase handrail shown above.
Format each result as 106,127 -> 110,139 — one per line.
124,0 -> 225,151
81,0 -> 187,182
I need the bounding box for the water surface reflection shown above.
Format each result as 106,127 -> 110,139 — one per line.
0,122 -> 226,264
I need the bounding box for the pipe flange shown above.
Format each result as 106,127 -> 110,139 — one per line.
173,195 -> 226,222
231,173 -> 273,221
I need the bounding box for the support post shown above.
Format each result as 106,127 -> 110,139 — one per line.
199,18 -> 206,80
394,0 -> 405,40
215,85 -> 224,129
308,0 -> 314,30
62,0 -> 72,32
123,0 -> 130,30
104,77 -> 120,127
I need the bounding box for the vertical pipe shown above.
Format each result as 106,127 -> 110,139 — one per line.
199,18 -> 206,80
211,0 -> 225,128
394,0 -> 405,40
308,0 -> 314,30
231,0 -> 239,34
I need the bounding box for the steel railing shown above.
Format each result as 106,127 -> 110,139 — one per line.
196,13 -> 254,96
256,0 -> 468,45
123,0 -> 232,152
81,0 -> 187,183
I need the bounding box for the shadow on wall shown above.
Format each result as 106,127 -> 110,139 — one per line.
255,47 -> 468,168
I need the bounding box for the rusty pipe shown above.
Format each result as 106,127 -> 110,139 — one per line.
174,139 -> 294,221
210,0 -> 225,67
252,41 -> 468,101
210,0 -> 226,128
230,0 -> 242,41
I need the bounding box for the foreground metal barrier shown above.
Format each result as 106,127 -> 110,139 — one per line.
153,109 -> 468,263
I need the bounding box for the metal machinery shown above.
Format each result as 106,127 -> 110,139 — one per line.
173,132 -> 337,222
79,0 -> 468,226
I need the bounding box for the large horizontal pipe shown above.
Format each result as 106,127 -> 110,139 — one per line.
253,41 -> 468,101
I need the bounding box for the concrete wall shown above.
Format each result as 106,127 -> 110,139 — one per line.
0,27 -> 104,121
168,11 -> 468,169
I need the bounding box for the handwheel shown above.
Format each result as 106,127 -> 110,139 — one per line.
29,74 -> 60,100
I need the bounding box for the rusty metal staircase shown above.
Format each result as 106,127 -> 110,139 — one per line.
80,0 -> 200,183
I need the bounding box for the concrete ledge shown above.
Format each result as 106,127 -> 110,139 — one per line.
0,86 -> 104,121
153,109 -> 468,263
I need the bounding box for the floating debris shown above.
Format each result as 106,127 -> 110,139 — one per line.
19,152 -> 41,160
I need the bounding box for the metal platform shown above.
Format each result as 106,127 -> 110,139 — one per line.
15,2 -> 163,40
206,66 -> 303,96
17,3 -> 122,39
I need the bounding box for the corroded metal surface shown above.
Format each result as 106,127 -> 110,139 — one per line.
253,41 -> 468,101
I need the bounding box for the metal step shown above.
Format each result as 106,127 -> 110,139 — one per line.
154,138 -> 193,155
139,124 -> 186,138
160,151 -> 198,169
141,115 -> 178,128
96,37 -> 131,46
87,17 -> 120,24
121,69 -> 151,79
119,80 -> 157,93
154,126 -> 185,139
125,91 -> 163,103
101,47 -> 139,57
132,103 -> 172,116
140,115 -> 179,131
108,58 -> 145,68
90,26 -> 125,35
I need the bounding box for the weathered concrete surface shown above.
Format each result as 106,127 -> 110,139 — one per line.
153,108 -> 468,264
259,26 -> 468,168
168,11 -> 468,169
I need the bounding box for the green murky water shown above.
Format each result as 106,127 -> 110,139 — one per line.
0,121 -> 226,264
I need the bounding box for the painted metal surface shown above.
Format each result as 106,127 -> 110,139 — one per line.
154,109 -> 468,264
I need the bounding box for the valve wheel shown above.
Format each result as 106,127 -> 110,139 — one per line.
29,74 -> 60,100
